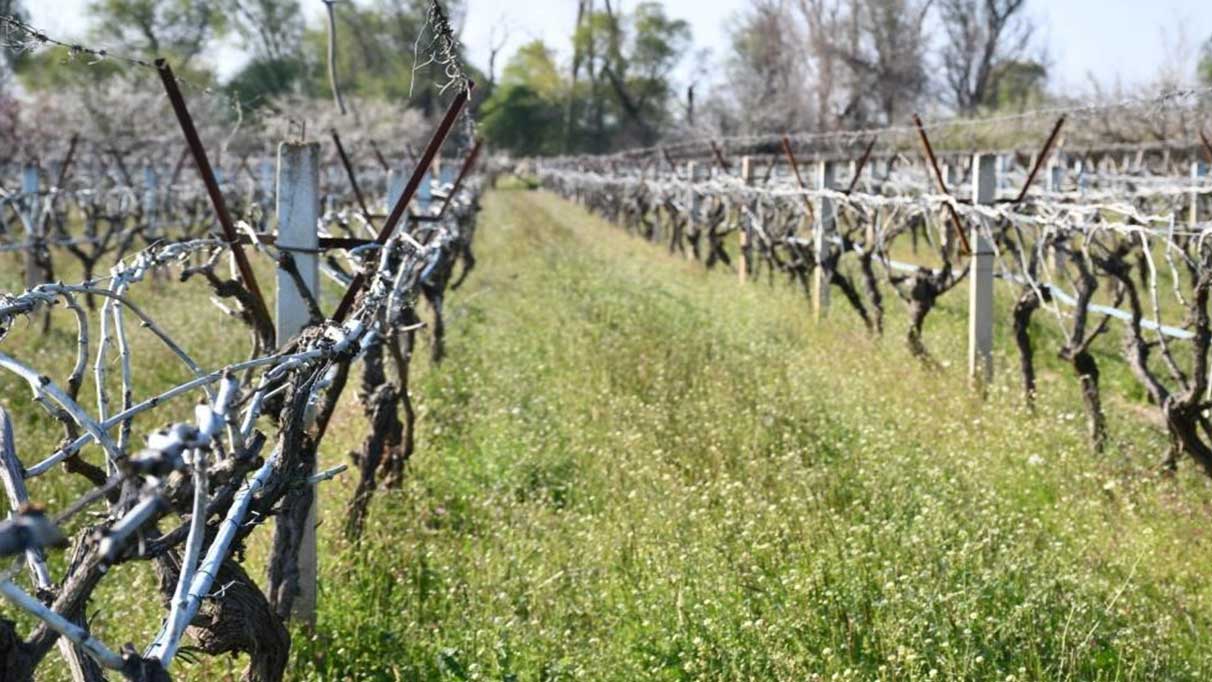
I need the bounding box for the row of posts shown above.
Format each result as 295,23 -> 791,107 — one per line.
675,153 -> 1210,392
12,144 -> 451,626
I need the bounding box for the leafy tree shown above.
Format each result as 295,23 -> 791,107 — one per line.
226,56 -> 306,109
14,47 -> 125,90
982,59 -> 1047,111
567,0 -> 691,151
480,40 -> 564,156
297,0 -> 482,117
220,0 -> 306,110
86,0 -> 228,69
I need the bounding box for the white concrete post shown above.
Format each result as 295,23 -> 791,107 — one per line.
22,164 -> 40,290
259,158 -> 274,207
387,169 -> 405,213
1048,158 -> 1063,193
274,142 -> 321,627
1048,157 -> 1066,275
418,166 -> 433,211
143,165 -> 159,239
813,160 -> 838,321
1191,161 -> 1208,228
969,154 -> 996,390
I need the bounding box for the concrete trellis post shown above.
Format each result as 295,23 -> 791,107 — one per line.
259,158 -> 274,208
418,165 -> 433,211
738,156 -> 753,284
1048,157 -> 1066,275
22,164 -> 40,291
387,169 -> 405,212
143,165 -> 160,241
686,161 -> 700,262
969,154 -> 996,390
1048,157 -> 1063,193
274,142 -> 321,626
813,160 -> 838,321
1191,161 -> 1208,228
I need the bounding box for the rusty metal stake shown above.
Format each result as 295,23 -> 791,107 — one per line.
912,113 -> 971,256
845,137 -> 877,195
369,139 -> 391,172
331,128 -> 376,228
1013,116 -> 1067,202
156,58 -> 273,335
438,137 -> 483,218
661,147 -> 677,175
54,133 -> 79,189
781,135 -> 815,223
333,82 -> 473,322
1200,128 -> 1212,165
709,140 -> 732,172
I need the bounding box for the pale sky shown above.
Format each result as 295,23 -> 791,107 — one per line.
26,0 -> 1212,95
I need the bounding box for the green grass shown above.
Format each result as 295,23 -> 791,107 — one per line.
6,188 -> 1212,680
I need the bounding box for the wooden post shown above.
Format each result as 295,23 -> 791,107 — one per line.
969,154 -> 996,390
942,162 -> 959,253
738,156 -> 753,284
813,160 -> 837,321
22,164 -> 40,291
275,142 -> 321,627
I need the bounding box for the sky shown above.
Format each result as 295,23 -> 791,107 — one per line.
25,0 -> 1212,95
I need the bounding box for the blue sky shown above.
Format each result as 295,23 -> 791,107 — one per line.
26,0 -> 1212,93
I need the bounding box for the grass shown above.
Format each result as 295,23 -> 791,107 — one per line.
6,187 -> 1212,680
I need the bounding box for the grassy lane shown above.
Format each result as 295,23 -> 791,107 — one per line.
5,187 -> 1212,680
287,188 -> 1212,681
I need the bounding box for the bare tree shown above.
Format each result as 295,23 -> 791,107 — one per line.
936,0 -> 1034,113
484,14 -> 512,90
799,0 -> 848,131
722,0 -> 814,135
224,0 -> 303,61
837,0 -> 933,125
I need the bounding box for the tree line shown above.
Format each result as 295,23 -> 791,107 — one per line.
1,0 -> 1211,158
